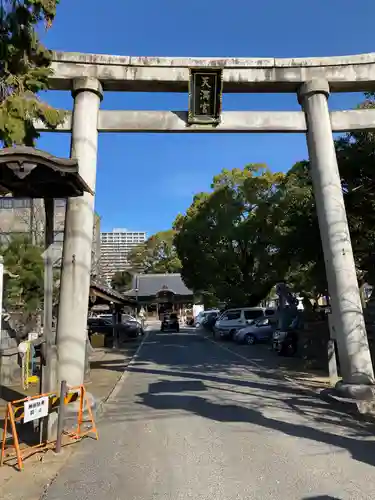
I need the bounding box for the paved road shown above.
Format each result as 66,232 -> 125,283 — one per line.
43,328 -> 375,500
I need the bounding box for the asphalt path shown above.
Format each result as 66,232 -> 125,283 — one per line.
43,327 -> 375,500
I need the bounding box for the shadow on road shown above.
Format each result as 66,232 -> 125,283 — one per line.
99,329 -> 375,471
128,365 -> 372,434
136,387 -> 375,468
115,329 -> 375,470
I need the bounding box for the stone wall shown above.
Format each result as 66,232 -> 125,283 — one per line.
0,350 -> 21,387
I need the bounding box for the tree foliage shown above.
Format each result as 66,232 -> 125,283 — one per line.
1,234 -> 44,312
111,270 -> 133,293
0,0 -> 65,146
174,165 -> 286,306
128,230 -> 181,274
274,161 -> 328,300
335,92 -> 375,285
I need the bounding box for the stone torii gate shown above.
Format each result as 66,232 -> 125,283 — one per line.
40,51 -> 375,398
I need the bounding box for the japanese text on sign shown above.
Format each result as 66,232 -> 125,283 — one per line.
23,396 -> 49,423
188,69 -> 223,124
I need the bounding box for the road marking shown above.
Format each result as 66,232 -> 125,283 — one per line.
203,335 -> 266,371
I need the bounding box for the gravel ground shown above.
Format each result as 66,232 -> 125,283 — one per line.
42,328 -> 375,500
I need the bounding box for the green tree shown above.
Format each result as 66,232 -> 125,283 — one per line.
335,92 -> 375,286
128,229 -> 181,274
1,234 -> 44,312
111,270 -> 133,293
128,230 -> 182,274
274,161 -> 328,301
174,165 -> 286,306
0,0 -> 65,146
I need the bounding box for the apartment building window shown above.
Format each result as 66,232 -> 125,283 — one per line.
0,198 -> 32,209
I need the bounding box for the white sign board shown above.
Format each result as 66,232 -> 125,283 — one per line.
24,396 -> 49,423
28,331 -> 39,341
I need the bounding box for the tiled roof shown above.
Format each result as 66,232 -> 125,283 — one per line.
90,279 -> 135,304
127,273 -> 193,297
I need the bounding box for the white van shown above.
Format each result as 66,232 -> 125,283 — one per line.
214,307 -> 276,340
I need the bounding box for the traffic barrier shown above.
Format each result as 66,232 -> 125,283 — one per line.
0,384 -> 98,470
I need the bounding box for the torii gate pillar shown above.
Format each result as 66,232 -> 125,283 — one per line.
299,79 -> 374,397
56,77 -> 103,387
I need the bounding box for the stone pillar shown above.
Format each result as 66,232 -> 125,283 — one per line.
298,79 -> 374,394
56,77 -> 102,387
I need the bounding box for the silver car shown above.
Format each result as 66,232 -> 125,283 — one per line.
234,317 -> 275,345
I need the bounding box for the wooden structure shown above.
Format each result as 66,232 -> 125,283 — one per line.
89,279 -> 135,316
125,273 -> 194,318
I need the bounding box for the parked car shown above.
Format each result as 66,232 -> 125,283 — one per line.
122,314 -> 144,335
161,313 -> 180,332
234,317 -> 275,345
214,307 -> 276,340
87,316 -> 140,346
97,314 -> 113,321
195,309 -> 220,328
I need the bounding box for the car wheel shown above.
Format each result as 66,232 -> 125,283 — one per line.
245,334 -> 256,345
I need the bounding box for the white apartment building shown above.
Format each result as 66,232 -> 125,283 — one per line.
100,228 -> 147,283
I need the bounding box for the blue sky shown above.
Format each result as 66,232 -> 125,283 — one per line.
38,0 -> 374,235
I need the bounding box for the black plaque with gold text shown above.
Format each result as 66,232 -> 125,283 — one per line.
188,69 -> 223,125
